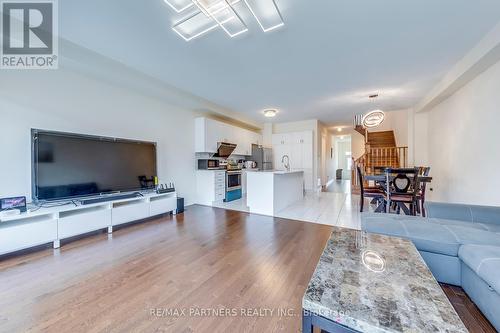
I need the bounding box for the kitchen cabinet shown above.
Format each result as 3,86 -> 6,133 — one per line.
272,130 -> 314,190
196,170 -> 226,206
195,117 -> 262,156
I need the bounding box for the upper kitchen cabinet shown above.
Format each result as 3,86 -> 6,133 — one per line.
195,117 -> 262,156
272,130 -> 314,190
292,131 -> 313,145
272,133 -> 292,145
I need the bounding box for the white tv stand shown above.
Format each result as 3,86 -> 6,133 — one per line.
0,192 -> 177,256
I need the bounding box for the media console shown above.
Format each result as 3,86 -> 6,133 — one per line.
0,192 -> 177,256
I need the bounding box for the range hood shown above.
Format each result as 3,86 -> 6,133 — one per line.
212,142 -> 237,158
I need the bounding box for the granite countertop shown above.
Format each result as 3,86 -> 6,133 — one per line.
303,228 -> 468,333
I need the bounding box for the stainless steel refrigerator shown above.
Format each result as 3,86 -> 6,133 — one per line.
251,144 -> 273,170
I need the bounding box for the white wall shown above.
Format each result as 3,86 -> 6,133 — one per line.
415,59 -> 500,205
0,68 -> 201,205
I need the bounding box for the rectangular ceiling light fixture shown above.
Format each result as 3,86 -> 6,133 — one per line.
193,0 -> 248,37
172,11 -> 220,41
167,0 -> 283,41
243,0 -> 284,32
164,0 -> 194,13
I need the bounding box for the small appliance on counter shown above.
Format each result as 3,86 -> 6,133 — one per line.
244,161 -> 257,169
226,159 -> 241,171
251,144 -> 273,170
197,159 -> 222,170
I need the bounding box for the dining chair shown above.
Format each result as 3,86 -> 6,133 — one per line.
416,167 -> 431,216
385,167 -> 420,215
356,166 -> 385,213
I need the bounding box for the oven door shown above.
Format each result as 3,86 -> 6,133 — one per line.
226,172 -> 242,190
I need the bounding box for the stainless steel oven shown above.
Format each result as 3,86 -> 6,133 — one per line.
225,170 -> 242,202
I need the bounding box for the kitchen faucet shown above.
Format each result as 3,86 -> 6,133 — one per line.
281,155 -> 290,172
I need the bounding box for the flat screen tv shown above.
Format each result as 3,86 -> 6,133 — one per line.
32,129 -> 157,202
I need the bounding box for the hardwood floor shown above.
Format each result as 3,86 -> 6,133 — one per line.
441,284 -> 497,333
0,205 -> 495,332
0,206 -> 332,333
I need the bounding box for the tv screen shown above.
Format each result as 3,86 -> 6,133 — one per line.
32,130 -> 157,201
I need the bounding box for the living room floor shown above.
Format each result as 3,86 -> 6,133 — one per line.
0,206 -> 495,333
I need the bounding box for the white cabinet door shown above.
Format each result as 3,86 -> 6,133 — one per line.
301,142 -> 314,169
272,134 -> 283,145
272,133 -> 293,145
292,132 -> 303,145
290,143 -> 302,169
250,131 -> 261,146
205,119 -> 225,152
273,144 -> 291,170
301,131 -> 313,145
232,126 -> 244,155
196,117 -> 263,154
220,122 -> 233,143
243,130 -> 254,156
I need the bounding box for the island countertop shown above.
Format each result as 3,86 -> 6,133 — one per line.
302,228 -> 467,333
244,169 -> 304,175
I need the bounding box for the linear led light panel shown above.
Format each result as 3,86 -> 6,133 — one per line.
193,0 -> 248,37
172,11 -> 220,41
164,0 -> 194,13
243,0 -> 284,32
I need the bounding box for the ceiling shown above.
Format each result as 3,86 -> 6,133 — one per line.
59,0 -> 500,125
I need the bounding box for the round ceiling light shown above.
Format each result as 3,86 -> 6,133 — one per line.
362,109 -> 385,128
263,109 -> 278,118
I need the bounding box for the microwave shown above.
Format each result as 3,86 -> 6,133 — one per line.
198,159 -> 221,170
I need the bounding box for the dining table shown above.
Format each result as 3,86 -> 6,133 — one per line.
365,174 -> 433,183
364,171 -> 433,214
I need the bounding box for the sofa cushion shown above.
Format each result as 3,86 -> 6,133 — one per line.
361,213 -> 500,256
459,244 -> 500,294
445,225 -> 500,248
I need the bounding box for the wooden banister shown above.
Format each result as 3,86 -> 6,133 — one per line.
352,146 -> 409,188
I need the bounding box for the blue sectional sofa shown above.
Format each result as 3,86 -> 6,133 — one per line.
361,202 -> 500,331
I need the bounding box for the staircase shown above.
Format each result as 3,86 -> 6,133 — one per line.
351,126 -> 408,191
367,131 -> 396,148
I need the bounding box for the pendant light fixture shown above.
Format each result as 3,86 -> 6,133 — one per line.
362,94 -> 385,128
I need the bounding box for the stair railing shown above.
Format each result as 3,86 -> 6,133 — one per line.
351,146 -> 408,187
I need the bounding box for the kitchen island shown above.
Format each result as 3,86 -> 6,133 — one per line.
246,170 -> 304,216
